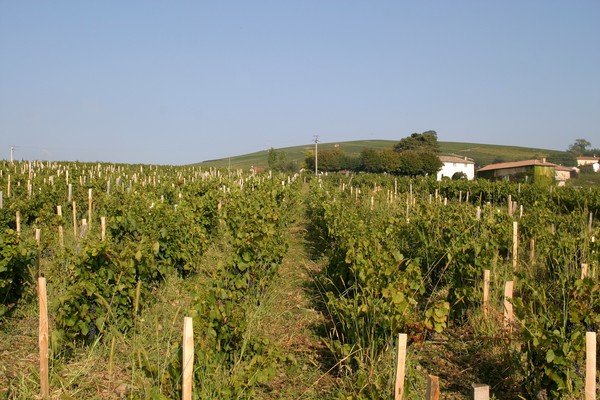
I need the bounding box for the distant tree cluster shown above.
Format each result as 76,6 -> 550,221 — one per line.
267,148 -> 296,172
305,131 -> 443,176
567,138 -> 600,157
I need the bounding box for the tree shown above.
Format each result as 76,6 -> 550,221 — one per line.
397,151 -> 423,176
567,139 -> 591,156
393,130 -> 440,153
360,148 -> 386,173
318,149 -> 344,172
418,151 -> 443,176
267,148 -> 279,170
268,148 -> 296,172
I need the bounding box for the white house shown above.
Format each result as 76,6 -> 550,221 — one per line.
576,156 -> 599,167
437,155 -> 475,180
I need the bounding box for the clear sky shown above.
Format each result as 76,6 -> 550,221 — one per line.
1,1 -> 599,165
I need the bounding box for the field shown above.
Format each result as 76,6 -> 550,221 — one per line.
195,140 -> 572,170
0,160 -> 599,399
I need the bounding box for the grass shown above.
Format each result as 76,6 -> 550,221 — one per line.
194,139 -> 570,170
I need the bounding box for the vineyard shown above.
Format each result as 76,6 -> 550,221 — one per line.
0,160 -> 599,399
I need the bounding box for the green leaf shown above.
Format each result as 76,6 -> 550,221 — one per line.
546,349 -> 555,363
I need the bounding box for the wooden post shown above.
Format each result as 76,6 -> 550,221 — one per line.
473,384 -> 490,400
182,317 -> 194,400
88,189 -> 92,230
508,194 -> 513,216
35,228 -> 41,248
589,212 -> 593,234
483,270 -> 490,315
101,216 -> 106,242
425,375 -> 440,400
503,281 -> 514,329
58,226 -> 64,247
72,201 -> 77,237
585,331 -> 596,400
16,210 -> 20,236
68,183 -> 72,202
476,206 -> 481,221
512,221 -> 518,271
7,174 -> 10,198
38,277 -> 49,398
0,190 -> 3,209
582,263 -> 589,279
370,196 -> 374,210
529,239 -> 535,264
395,333 -> 407,400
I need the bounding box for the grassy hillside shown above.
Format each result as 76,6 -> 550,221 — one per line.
195,140 -> 570,170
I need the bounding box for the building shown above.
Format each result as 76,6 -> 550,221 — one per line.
554,165 -> 578,185
437,155 -> 475,180
576,156 -> 599,167
477,158 -> 570,184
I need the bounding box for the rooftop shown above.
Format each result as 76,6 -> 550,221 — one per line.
477,159 -> 558,172
439,155 -> 475,164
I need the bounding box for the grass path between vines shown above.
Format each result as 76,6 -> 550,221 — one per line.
253,191 -> 338,399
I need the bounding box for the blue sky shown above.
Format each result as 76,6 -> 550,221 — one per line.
1,1 -> 599,165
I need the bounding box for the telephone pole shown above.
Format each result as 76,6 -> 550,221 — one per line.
313,135 -> 319,176
10,146 -> 14,163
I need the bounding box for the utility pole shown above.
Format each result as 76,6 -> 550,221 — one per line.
313,135 -> 319,176
9,146 -> 14,163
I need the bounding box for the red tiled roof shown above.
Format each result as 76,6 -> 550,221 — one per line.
477,159 -> 558,172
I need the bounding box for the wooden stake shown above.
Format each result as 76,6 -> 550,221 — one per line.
425,375 -> 440,400
72,201 -> 77,237
0,190 -> 3,209
56,205 -> 62,217
476,206 -> 481,220
512,221 -> 518,271
503,281 -> 514,329
473,384 -> 490,400
58,226 -> 64,247
395,333 -> 407,400
38,277 -> 49,398
585,331 -> 596,400
35,228 -> 41,248
582,263 -> 589,279
182,317 -> 194,400
589,212 -> 593,234
88,189 -> 92,230
508,194 -> 513,216
16,210 -> 20,235
101,216 -> 106,242
483,270 -> 490,315
529,238 -> 535,264
68,183 -> 72,202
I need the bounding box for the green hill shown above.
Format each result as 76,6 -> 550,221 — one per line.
195,140 -> 571,170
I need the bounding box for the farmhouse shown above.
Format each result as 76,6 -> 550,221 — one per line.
576,156 -> 599,166
437,155 -> 475,180
477,158 -> 575,184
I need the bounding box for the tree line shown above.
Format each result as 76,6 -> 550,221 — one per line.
276,130 -> 443,176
